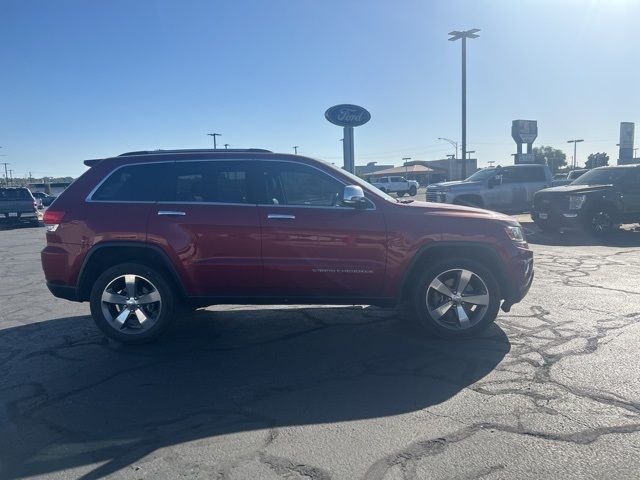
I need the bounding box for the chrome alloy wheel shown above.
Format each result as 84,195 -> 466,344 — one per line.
101,274 -> 162,334
426,268 -> 490,331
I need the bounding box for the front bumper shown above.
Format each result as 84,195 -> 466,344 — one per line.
46,282 -> 79,301
531,209 -> 586,228
501,247 -> 534,312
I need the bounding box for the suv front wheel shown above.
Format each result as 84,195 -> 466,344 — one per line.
89,263 -> 176,344
412,260 -> 501,338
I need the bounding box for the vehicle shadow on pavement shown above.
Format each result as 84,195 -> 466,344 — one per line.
0,306 -> 509,479
522,221 -> 640,248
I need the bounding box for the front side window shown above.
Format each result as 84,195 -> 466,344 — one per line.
260,162 -> 344,206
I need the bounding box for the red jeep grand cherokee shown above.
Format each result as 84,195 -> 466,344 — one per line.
41,149 -> 533,343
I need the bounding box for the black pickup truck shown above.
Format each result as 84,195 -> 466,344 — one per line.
532,165 -> 640,235
0,187 -> 40,226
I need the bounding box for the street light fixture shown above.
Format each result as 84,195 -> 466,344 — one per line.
438,137 -> 459,180
448,28 -> 480,179
207,133 -> 221,149
224,143 -> 230,149
466,150 -> 476,159
567,139 -> 584,169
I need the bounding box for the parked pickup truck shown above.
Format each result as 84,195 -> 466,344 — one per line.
426,164 -> 553,212
551,169 -> 588,187
0,187 -> 40,225
532,164 -> 640,235
370,176 -> 419,196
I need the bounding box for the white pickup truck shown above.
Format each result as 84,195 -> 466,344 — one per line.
370,176 -> 419,197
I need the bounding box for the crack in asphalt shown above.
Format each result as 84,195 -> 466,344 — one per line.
1,228 -> 640,478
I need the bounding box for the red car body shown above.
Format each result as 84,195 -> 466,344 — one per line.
42,151 -> 533,313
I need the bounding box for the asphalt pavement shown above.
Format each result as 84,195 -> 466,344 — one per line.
1,219 -> 640,479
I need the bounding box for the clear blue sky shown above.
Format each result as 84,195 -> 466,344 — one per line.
2,0 -> 639,178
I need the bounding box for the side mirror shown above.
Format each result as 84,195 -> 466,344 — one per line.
343,185 -> 367,209
488,176 -> 502,188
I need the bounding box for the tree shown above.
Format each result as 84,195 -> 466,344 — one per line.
532,145 -> 567,173
585,152 -> 609,169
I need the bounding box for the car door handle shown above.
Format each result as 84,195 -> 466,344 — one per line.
157,210 -> 186,216
267,214 -> 295,220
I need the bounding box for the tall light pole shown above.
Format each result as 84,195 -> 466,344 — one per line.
448,28 -> 480,179
466,150 -> 476,159
207,133 -> 221,149
293,146 -> 299,154
224,143 -> 230,149
567,139 -> 584,169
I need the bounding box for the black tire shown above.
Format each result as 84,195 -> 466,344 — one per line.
90,263 -> 176,344
535,220 -> 558,233
589,209 -> 615,236
409,185 -> 417,196
397,191 -> 405,197
411,259 -> 501,339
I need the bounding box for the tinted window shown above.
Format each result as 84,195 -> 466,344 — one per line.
0,188 -> 32,201
260,162 -> 343,206
379,177 -> 389,183
92,163 -> 171,201
166,161 -> 251,204
499,167 -> 519,183
501,166 -> 545,183
391,176 -> 403,182
572,168 -> 627,186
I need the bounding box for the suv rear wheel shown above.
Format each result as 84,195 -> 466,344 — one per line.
409,185 -> 417,196
89,263 -> 176,344
411,259 -> 501,338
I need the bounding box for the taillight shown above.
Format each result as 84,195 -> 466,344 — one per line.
43,210 -> 65,232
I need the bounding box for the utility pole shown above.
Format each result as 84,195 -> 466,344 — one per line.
567,139 -> 584,169
1,162 -> 9,186
207,133 -> 221,149
402,157 -> 411,177
448,29 -> 480,179
9,169 -> 14,186
293,146 -> 299,154
224,143 -> 230,149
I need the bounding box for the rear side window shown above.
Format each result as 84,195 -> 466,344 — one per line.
166,161 -> 251,204
501,166 -> 545,183
92,163 -> 171,201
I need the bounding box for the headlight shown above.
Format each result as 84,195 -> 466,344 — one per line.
505,226 -> 526,243
569,194 -> 586,210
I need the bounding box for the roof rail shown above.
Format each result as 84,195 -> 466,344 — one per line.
118,148 -> 272,156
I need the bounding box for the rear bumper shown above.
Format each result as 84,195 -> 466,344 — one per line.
1,211 -> 39,222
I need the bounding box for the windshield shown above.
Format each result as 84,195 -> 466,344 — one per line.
466,168 -> 496,181
571,168 -> 626,185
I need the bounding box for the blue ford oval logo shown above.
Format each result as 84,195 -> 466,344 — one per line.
324,104 -> 371,127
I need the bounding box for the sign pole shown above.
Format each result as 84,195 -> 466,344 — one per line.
343,126 -> 354,173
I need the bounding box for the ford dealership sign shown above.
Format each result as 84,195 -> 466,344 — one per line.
325,104 -> 371,127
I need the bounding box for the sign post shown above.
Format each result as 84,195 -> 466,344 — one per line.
325,104 -> 370,173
